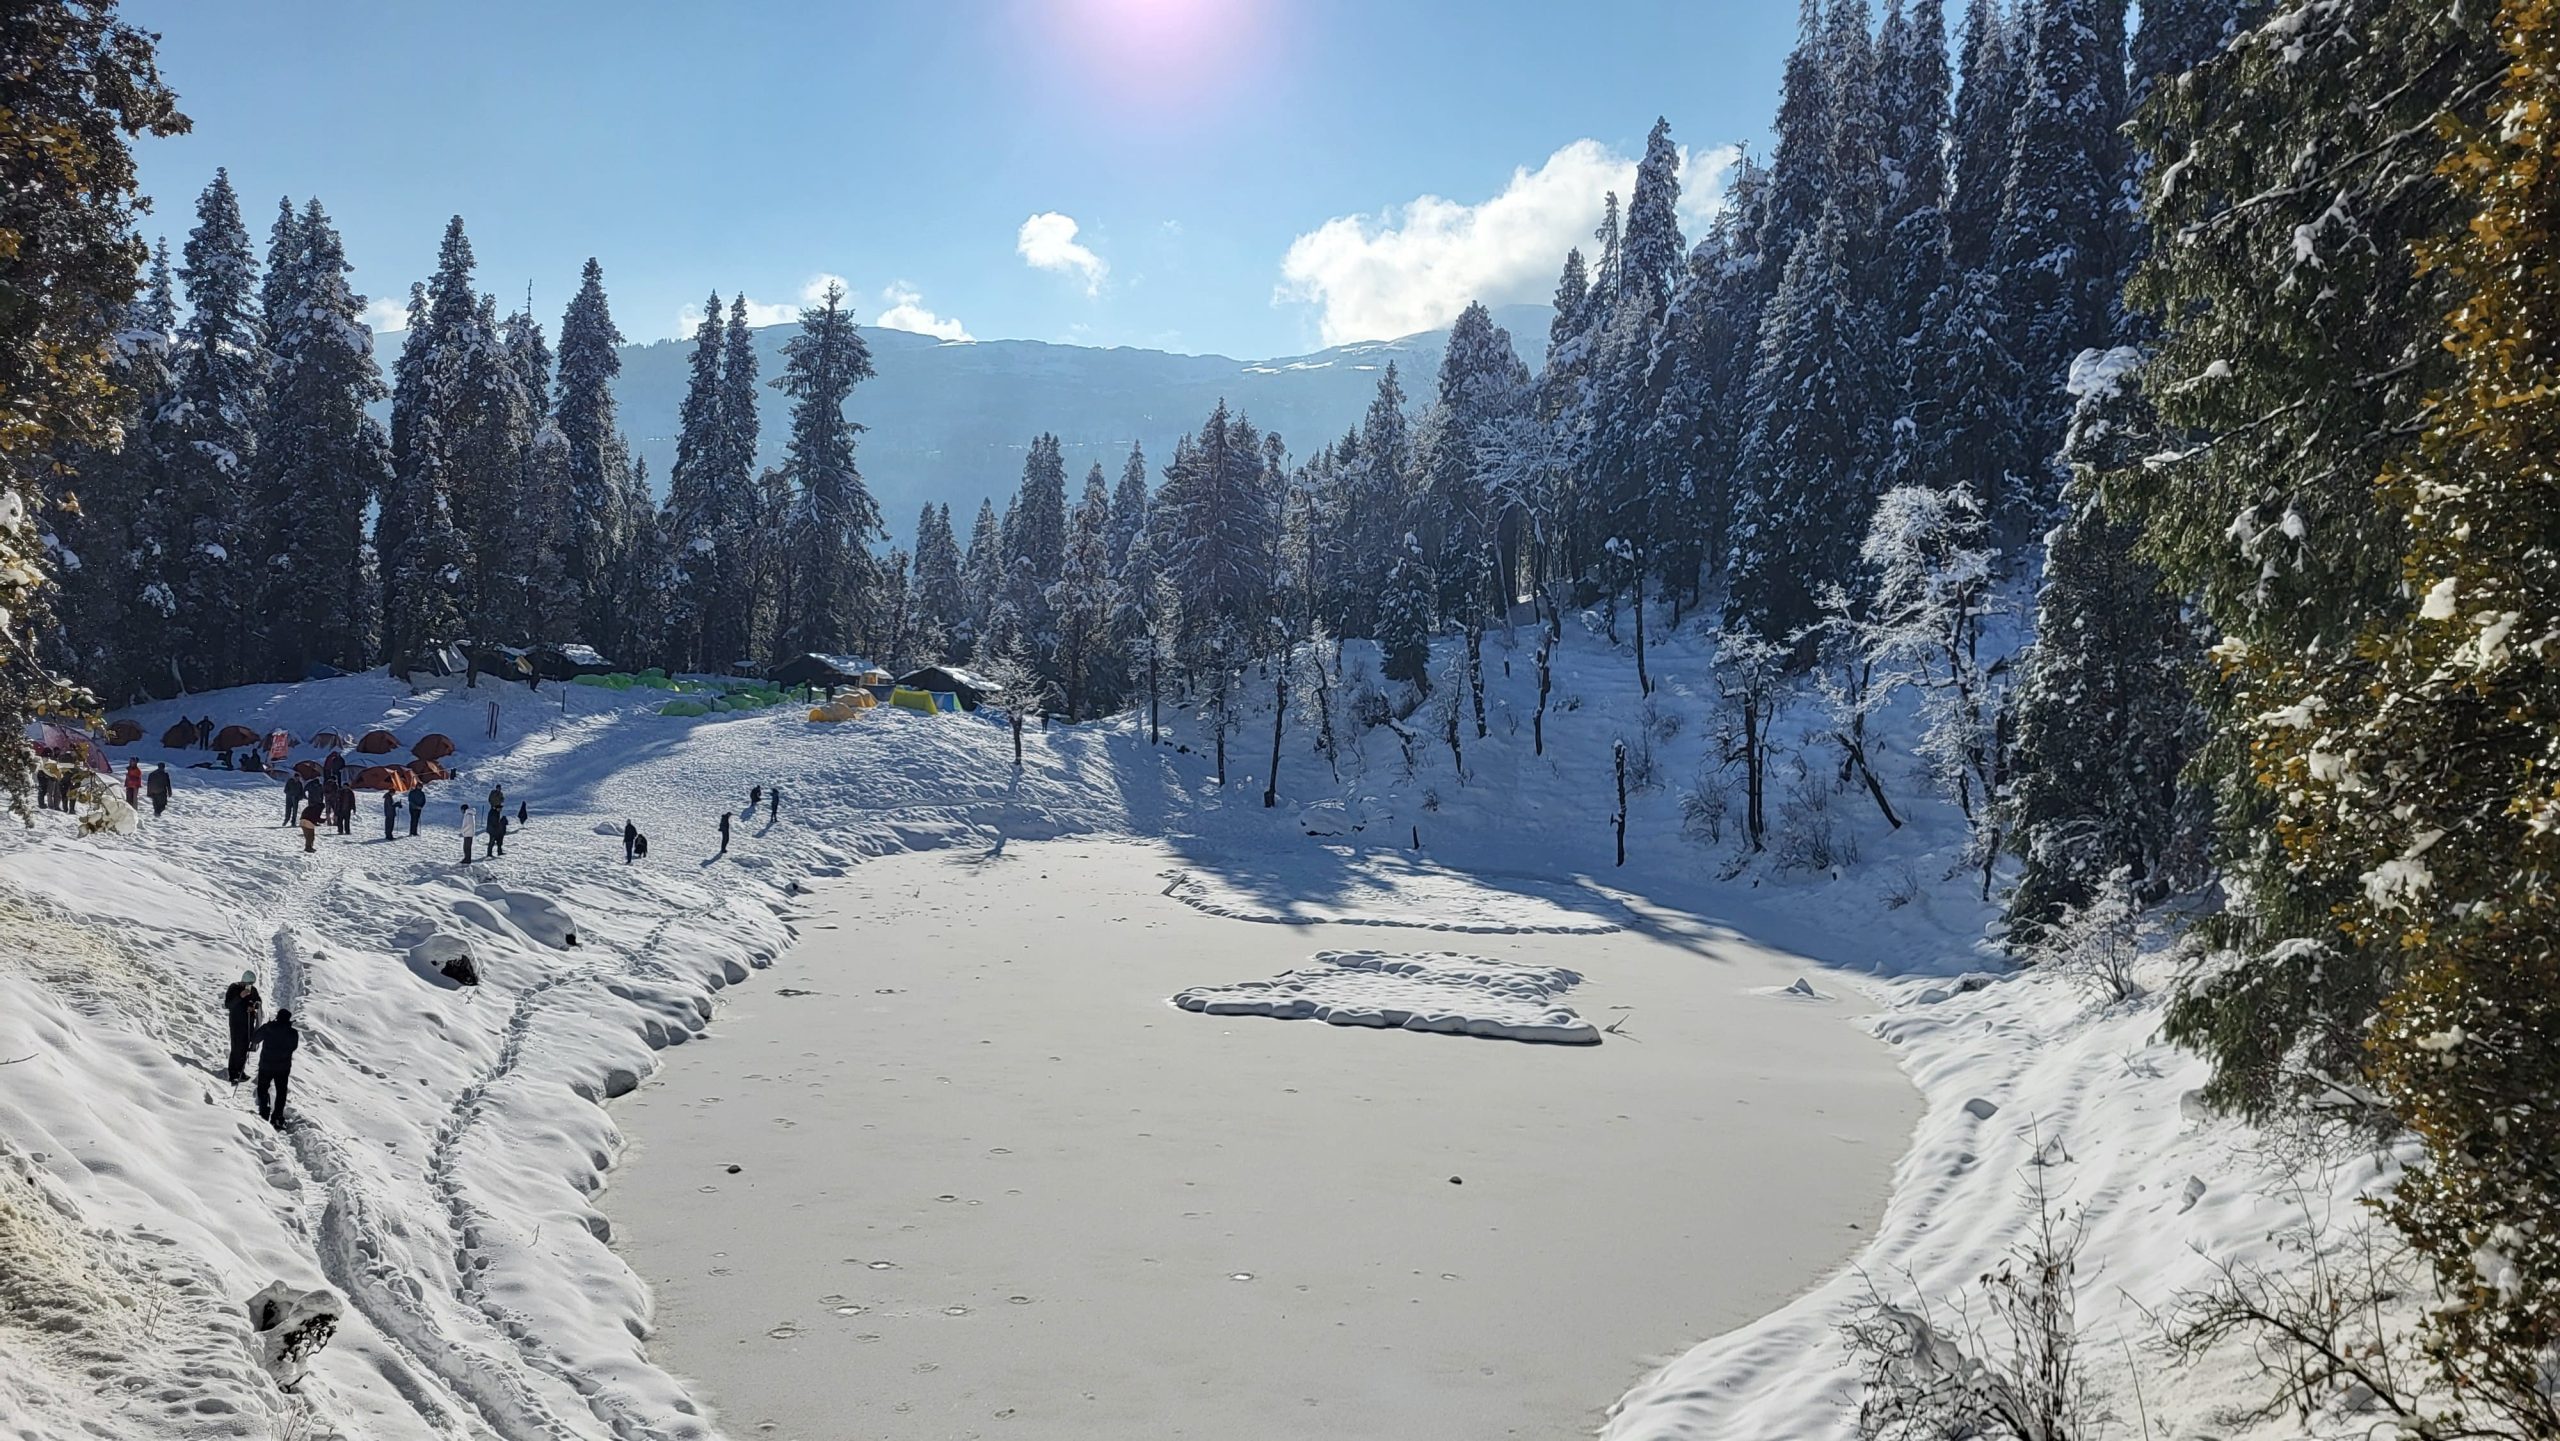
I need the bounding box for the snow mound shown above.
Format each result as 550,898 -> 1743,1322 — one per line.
1172,949 -> 1600,1044
1162,849 -> 1623,934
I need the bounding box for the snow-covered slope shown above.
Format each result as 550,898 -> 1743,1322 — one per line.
3,617 -> 2356,1440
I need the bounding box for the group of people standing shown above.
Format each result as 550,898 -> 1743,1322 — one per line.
460,783 -> 520,864
283,749 -> 371,853
219,970 -> 298,1130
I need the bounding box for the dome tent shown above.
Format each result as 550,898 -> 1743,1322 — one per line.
411,734 -> 456,762
211,724 -> 260,750
356,730 -> 401,754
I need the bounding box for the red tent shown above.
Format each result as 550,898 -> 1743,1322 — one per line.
355,729 -> 401,754
161,722 -> 195,747
352,764 -> 417,791
105,719 -> 143,745
211,724 -> 259,749
411,733 -> 456,762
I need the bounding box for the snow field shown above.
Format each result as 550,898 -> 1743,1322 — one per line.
1172,949 -> 1601,1043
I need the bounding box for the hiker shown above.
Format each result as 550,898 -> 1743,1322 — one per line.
768,786 -> 780,822
749,784 -> 762,813
459,804 -> 478,865
145,762 -> 171,817
195,716 -> 213,749
486,804 -> 508,858
381,788 -> 398,841
250,1008 -> 299,1129
283,772 -> 306,826
719,811 -> 732,854
485,784 -> 504,821
298,791 -> 323,852
330,782 -> 354,836
406,782 -> 427,837
221,971 -> 261,1084
123,760 -> 142,810
622,820 -> 639,864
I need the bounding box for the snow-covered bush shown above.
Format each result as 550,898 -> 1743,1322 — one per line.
1773,772 -> 1856,874
1679,767 -> 1729,846
2023,866 -> 2143,1004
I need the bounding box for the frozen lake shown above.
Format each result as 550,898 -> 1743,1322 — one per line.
605,839 -> 1915,1439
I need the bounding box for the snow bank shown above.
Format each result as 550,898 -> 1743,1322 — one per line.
1162,848 -> 1625,933
1172,949 -> 1600,1044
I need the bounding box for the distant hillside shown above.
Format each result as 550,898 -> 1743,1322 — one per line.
373,305 -> 1549,545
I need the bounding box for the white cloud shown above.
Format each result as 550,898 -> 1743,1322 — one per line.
1017,212 -> 1108,294
675,293 -> 797,337
799,272 -> 851,305
1276,139 -> 1742,347
357,296 -> 409,333
875,282 -> 972,342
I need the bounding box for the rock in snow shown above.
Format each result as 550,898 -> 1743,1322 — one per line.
244,1281 -> 339,1389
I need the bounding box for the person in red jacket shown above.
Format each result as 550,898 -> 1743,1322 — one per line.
123,759 -> 142,809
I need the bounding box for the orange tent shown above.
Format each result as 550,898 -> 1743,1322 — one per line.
352,764 -> 417,791
355,729 -> 401,754
161,722 -> 196,747
105,719 -> 143,745
310,730 -> 343,750
411,733 -> 456,762
411,757 -> 453,782
292,760 -> 322,779
212,724 -> 259,749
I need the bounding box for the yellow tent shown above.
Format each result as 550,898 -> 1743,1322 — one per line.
888,686 -> 941,716
807,691 -> 877,723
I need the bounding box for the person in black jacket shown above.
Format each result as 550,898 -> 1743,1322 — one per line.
718,811 -> 732,854
623,819 -> 638,863
221,971 -> 261,1084
486,804 -> 508,857
406,782 -> 427,837
251,1008 -> 299,1128
283,771 -> 305,825
382,788 -> 398,840
144,763 -> 172,816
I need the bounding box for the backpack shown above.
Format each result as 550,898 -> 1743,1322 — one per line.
632,832 -> 648,858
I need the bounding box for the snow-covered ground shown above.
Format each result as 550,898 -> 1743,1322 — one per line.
1173,949 -> 1602,1044
0,618 -> 2355,1439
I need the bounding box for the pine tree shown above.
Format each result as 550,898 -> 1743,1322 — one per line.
555,258 -> 630,647
2111,1 -> 2501,1116
1763,0 -> 1838,275
1106,442 -> 1149,579
959,497 -> 1003,661
1002,433 -> 1069,680
1047,464 -> 1116,720
1728,204 -> 1894,651
1153,401 -> 1279,662
910,502 -> 965,662
449,287 -> 535,650
255,198 -> 387,679
2315,9 -> 2560,1411
2004,348 -> 2204,938
151,169 -> 267,691
613,456 -> 672,667
662,295 -> 727,670
1378,528 -> 1436,691
379,278 -> 467,673
2129,0 -> 2251,102
1619,118 -> 1686,314
768,281 -> 878,656
718,294 -> 769,658
51,242 -> 174,705
1993,0 -> 2133,416
1946,0 -> 2021,272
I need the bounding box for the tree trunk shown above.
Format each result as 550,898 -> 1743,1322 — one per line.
1263,657 -> 1287,809
1631,556 -> 1650,697
1613,740 -> 1628,867
1011,711 -> 1024,767
1534,633 -> 1552,757
1743,700 -> 1767,851
1466,622 -> 1487,740
1148,643 -> 1161,745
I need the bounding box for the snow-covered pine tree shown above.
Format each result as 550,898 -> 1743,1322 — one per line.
1909,264 -> 2035,534
1002,433 -> 1069,683
379,278 -> 467,674
1821,0 -> 1888,234
0,3 -> 182,808
1945,0 -> 2021,273
50,242 -> 175,705
1046,464 -> 1116,720
1110,523 -> 1177,743
2004,348 -> 2204,939
2113,0 -> 2500,1117
255,198 -> 387,679
1992,0 -> 2132,444
1878,0 -> 1952,358
2129,0 -> 2253,103
612,455 -> 671,667
1727,202 -> 1894,653
449,288 -> 535,652
1619,118 -> 1686,313
1420,302 -> 1529,622
1378,528 -> 1435,691
1153,401 -> 1279,667
2294,11 -> 2560,1407
150,169 -> 267,691
909,502 -> 965,662
766,281 -> 878,657
554,258 -> 630,644
716,294 -> 767,663
1761,1 -> 1837,278
661,295 -> 726,670
959,496 -> 1003,662
1105,442 -> 1149,579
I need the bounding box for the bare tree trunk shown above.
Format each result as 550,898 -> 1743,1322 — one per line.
1466,621 -> 1486,740
1263,654 -> 1287,809
1534,632 -> 1553,757
1631,554 -> 1650,697
1613,740 -> 1628,867
1147,642 -> 1160,745
1011,711 -> 1024,767
1743,700 -> 1767,851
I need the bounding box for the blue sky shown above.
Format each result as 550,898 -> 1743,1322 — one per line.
128,1 -> 1799,358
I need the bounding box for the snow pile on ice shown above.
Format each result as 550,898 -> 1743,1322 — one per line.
1172,949 -> 1600,1044
1162,848 -> 1624,933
